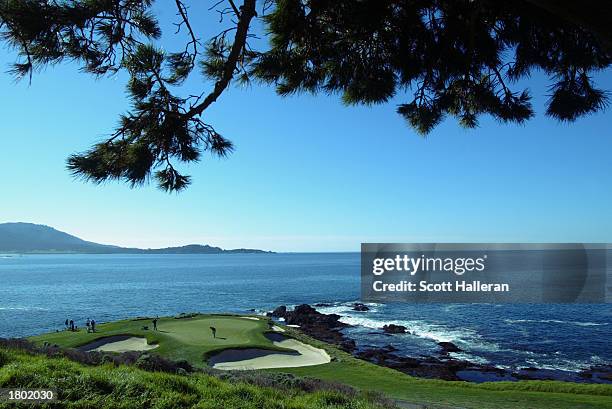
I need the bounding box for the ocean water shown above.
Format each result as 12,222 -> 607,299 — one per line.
0,253 -> 609,372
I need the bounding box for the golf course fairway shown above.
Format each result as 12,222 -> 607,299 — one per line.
27,314 -> 612,409
30,314 -> 296,367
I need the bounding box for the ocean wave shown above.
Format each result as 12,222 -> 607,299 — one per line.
0,306 -> 49,311
316,305 -> 352,315
514,352 -> 610,373
316,301 -> 380,315
505,319 -> 607,327
314,301 -> 502,353
337,314 -> 501,352
523,358 -> 590,372
588,355 -> 606,365
449,352 -> 490,365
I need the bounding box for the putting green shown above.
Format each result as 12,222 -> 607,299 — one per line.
155,316 -> 265,346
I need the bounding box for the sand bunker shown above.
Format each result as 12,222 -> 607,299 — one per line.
239,316 -> 261,321
81,336 -> 158,353
271,325 -> 285,332
209,333 -> 330,370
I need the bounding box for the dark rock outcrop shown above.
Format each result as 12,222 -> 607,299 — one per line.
382,324 -> 407,334
355,346 -> 471,381
438,341 -> 462,353
575,365 -> 612,383
269,305 -> 287,318
352,303 -> 370,312
270,304 -> 355,352
289,304 -> 318,317
339,339 -> 357,351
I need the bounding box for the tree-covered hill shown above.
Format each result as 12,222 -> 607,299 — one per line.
0,223 -> 271,254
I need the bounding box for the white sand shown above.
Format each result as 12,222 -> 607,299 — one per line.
211,338 -> 330,370
272,325 -> 285,332
287,324 -> 300,328
92,337 -> 158,353
239,316 -> 261,321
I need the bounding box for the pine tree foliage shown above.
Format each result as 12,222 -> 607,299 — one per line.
0,0 -> 160,78
1,0 -> 610,191
255,0 -> 610,132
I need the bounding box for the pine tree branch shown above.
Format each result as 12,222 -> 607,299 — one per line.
228,0 -> 241,17
185,0 -> 256,119
174,0 -> 199,64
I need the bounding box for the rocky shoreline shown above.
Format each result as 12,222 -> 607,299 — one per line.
268,304 -> 612,384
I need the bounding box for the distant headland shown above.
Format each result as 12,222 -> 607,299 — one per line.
0,222 -> 273,254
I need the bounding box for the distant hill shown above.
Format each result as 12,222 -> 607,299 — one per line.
0,223 -> 272,254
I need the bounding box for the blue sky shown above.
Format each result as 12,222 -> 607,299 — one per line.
1,2 -> 612,252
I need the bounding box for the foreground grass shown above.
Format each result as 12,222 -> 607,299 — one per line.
0,347 -> 390,409
28,315 -> 612,409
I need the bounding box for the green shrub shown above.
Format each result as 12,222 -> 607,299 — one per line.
0,350 -> 10,367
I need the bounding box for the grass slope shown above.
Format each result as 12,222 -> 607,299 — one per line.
0,348 -> 390,409
28,315 -> 612,409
